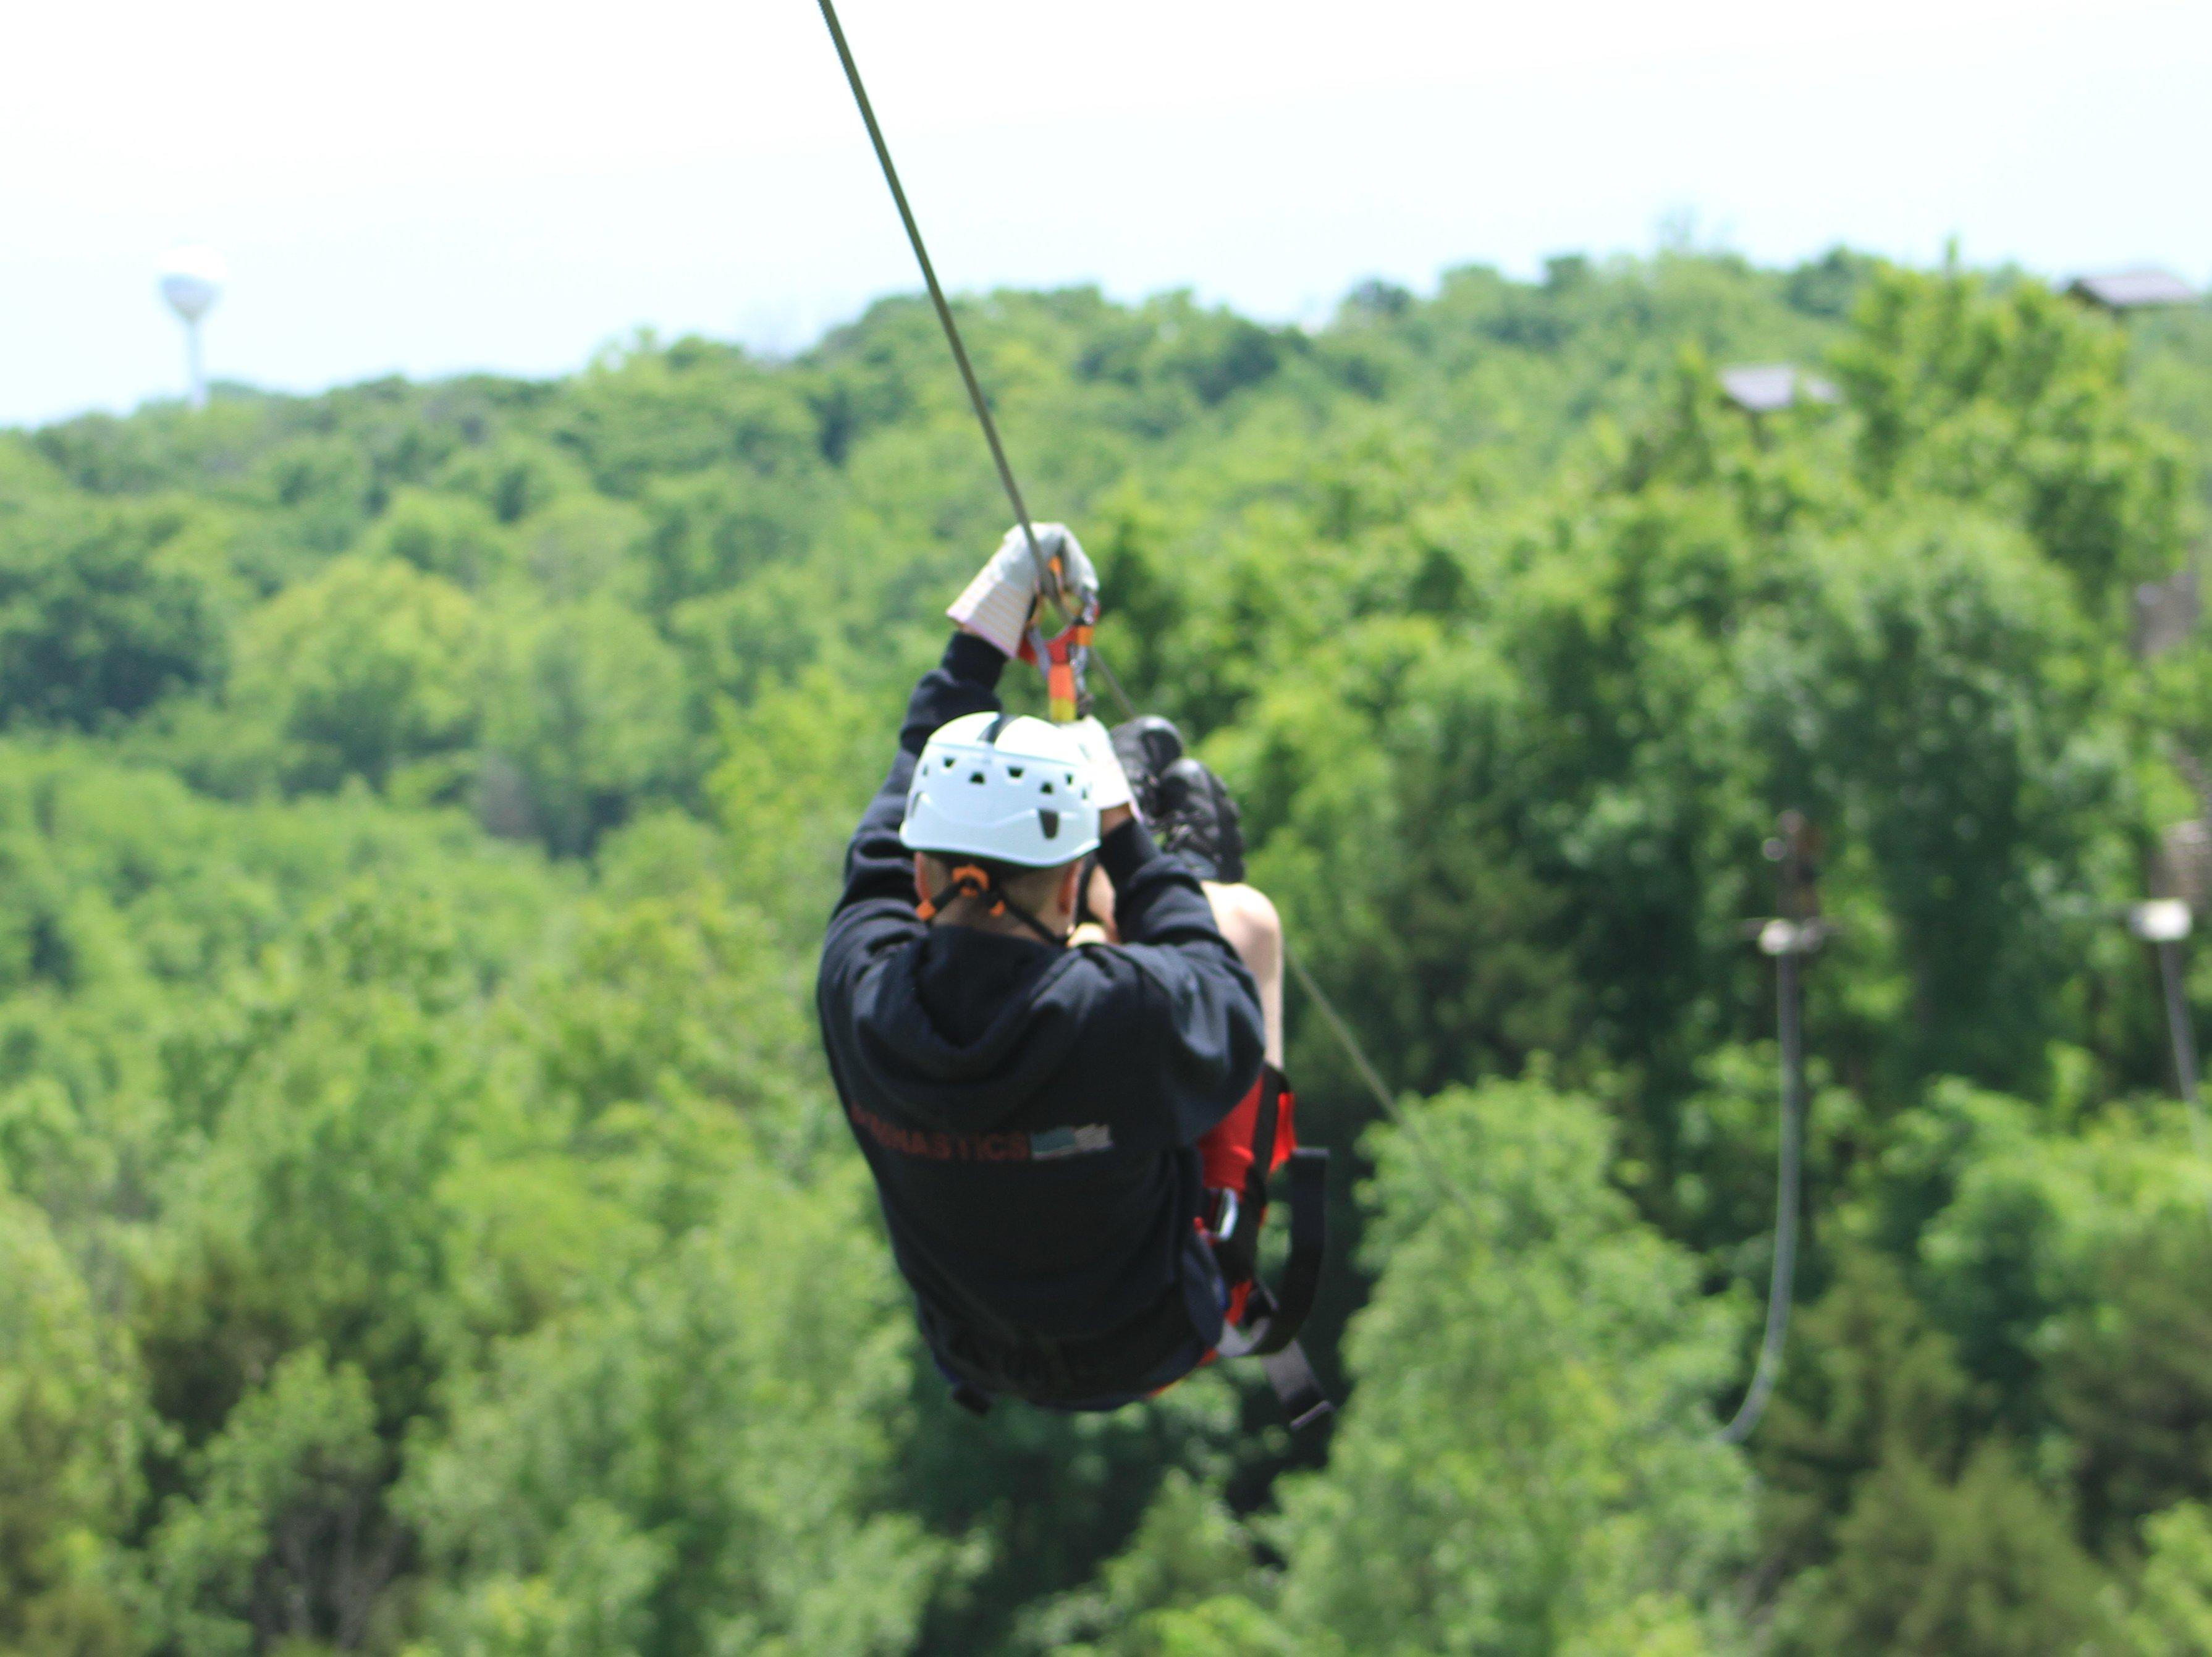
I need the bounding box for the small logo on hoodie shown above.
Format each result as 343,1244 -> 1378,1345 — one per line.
1030,1124 -> 1115,1160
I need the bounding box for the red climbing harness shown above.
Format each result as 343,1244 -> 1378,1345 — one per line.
1195,1066 -> 1333,1428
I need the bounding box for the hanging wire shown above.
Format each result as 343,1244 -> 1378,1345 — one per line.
1286,948 -> 1479,1220
814,0 -> 1478,1218
1718,938 -> 1808,1444
1087,648 -> 1138,726
1718,817 -> 1823,1445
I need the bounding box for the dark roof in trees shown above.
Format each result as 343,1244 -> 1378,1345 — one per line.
2066,269 -> 2198,310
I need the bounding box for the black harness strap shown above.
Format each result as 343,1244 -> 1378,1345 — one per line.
1246,1074 -> 1283,1212
1244,1148 -> 1327,1356
1207,1068 -> 1282,1284
1260,1341 -> 1335,1431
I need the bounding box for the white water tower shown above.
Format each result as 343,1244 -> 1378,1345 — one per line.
158,246 -> 227,409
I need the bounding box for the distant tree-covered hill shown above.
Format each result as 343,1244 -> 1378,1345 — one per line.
4,251 -> 2212,1655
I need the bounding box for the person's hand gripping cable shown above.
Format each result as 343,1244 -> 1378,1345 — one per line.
947,521 -> 1099,659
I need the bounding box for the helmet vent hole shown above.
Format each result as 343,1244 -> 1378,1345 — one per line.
1040,810 -> 1060,838
968,770 -> 986,784
1041,782 -> 1054,795
1007,766 -> 1024,778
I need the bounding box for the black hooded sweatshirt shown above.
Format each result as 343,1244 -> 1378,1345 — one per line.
817,633 -> 1266,1391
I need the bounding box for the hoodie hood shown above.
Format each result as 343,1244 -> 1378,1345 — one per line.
849,926 -> 1093,1132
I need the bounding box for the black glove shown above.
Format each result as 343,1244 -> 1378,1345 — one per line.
1110,716 -> 1246,882
1110,715 -> 1185,824
1154,757 -> 1246,883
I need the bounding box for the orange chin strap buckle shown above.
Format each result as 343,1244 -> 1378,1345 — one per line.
918,861 -> 1064,947
919,863 -> 1000,921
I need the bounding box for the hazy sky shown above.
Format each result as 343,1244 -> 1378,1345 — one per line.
4,0 -> 2206,429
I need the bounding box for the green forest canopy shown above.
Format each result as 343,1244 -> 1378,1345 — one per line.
6,250 -> 2212,1655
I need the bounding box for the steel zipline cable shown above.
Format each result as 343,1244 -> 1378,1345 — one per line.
809,0 -> 1474,1208
813,0 -> 1118,694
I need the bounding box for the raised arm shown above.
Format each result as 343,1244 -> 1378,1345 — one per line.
830,630 -> 1008,920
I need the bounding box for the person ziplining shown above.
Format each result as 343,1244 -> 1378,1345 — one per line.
817,526 -> 1330,1423
805,0 -> 1341,1426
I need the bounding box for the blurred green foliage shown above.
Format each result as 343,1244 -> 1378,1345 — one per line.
3,250 -> 2211,1653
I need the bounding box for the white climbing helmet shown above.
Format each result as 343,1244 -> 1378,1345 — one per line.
901,711 -> 1100,867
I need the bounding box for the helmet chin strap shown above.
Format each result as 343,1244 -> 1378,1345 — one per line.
918,863 -> 1068,947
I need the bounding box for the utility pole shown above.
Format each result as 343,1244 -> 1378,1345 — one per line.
1721,810 -> 1828,1444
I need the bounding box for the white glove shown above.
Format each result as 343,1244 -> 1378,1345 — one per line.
1068,716 -> 1136,814
947,523 -> 1100,657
